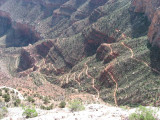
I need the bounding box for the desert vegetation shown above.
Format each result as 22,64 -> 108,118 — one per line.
129,106 -> 158,120
0,107 -> 8,119
0,87 -> 22,107
59,101 -> 66,108
22,106 -> 38,118
69,99 -> 85,112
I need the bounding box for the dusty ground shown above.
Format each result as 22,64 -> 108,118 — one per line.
2,104 -> 160,120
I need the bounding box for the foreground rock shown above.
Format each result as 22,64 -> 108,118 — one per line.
2,104 -> 160,120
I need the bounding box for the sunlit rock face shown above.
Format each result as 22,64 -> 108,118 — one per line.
148,10 -> 160,47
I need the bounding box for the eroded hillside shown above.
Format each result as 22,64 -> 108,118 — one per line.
0,0 -> 160,106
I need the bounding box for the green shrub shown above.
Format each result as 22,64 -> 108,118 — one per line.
129,106 -> 157,120
40,104 -> 53,110
3,88 -> 9,93
2,94 -> 10,102
0,107 -> 8,119
39,96 -> 43,99
24,93 -> 27,97
43,97 -> 50,104
69,99 -> 85,112
0,90 -> 2,96
11,90 -> 15,94
23,106 -> 38,118
33,94 -> 38,97
59,101 -> 66,108
14,99 -> 21,107
40,105 -> 45,110
27,96 -> 35,103
18,88 -> 22,91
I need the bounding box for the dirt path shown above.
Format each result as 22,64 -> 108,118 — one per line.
85,59 -> 100,99
108,72 -> 118,106
121,42 -> 160,74
66,74 -> 69,84
121,42 -> 133,58
77,67 -> 85,84
102,43 -> 118,106
73,72 -> 81,86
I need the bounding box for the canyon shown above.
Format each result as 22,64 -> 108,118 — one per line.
0,0 -> 160,109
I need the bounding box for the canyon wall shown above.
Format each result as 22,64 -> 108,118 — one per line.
131,0 -> 160,47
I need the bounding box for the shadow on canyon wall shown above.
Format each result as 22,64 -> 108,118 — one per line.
149,43 -> 160,75
130,11 -> 150,38
130,10 -> 160,75
5,23 -> 41,47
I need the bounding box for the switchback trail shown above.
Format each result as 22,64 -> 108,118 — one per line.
71,72 -> 81,86
108,72 -> 118,106
77,65 -> 86,85
121,42 -> 160,74
85,59 -> 100,99
121,42 -> 133,58
103,43 -> 118,106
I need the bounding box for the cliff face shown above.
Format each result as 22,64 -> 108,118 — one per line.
0,0 -> 109,39
0,10 -> 11,37
131,0 -> 160,47
0,10 -> 41,47
148,10 -> 160,47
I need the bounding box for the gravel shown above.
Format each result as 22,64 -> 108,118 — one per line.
2,104 -> 160,120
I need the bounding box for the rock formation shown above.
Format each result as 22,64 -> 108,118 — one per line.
131,0 -> 160,47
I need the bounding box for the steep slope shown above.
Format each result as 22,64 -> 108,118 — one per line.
0,0 -> 160,107
131,0 -> 160,47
